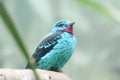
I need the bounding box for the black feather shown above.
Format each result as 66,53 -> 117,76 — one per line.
33,32 -> 62,62
26,32 -> 62,69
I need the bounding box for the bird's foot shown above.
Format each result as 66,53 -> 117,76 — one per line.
55,70 -> 63,73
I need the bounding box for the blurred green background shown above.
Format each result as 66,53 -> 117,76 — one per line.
0,0 -> 120,80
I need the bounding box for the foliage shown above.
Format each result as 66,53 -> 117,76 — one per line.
0,1 -> 39,80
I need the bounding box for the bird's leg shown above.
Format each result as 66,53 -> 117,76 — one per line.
56,70 -> 63,73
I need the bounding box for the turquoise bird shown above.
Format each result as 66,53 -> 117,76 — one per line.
26,20 -> 76,72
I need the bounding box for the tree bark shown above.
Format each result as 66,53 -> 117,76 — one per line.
0,69 -> 71,80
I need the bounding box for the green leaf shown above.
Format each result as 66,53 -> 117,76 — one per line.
75,0 -> 112,18
0,1 -> 40,80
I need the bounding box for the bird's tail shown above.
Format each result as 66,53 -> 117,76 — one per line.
25,63 -> 29,69
25,63 -> 37,69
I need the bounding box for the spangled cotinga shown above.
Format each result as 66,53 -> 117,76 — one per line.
26,20 -> 76,72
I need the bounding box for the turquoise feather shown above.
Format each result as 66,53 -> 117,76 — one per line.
26,20 -> 76,71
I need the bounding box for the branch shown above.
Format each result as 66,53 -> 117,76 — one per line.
0,69 -> 71,80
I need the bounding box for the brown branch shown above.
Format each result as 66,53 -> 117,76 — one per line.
0,69 -> 71,80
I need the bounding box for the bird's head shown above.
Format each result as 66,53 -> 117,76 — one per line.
51,20 -> 75,35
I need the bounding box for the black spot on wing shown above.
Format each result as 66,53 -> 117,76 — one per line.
32,32 -> 62,63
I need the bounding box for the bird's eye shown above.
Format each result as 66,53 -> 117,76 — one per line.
58,24 -> 64,27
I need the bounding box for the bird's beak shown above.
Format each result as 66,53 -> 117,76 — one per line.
65,22 -> 75,34
69,22 -> 75,27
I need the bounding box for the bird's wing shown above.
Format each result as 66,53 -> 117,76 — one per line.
32,32 -> 62,63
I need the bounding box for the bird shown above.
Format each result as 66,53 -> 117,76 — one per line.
26,20 -> 76,72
